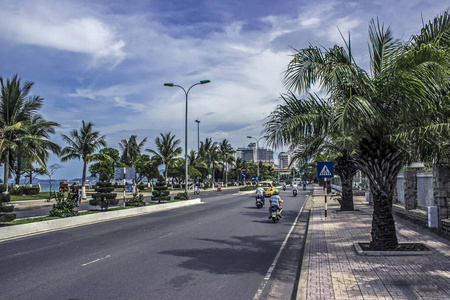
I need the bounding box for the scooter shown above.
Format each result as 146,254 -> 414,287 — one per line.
269,206 -> 281,223
194,185 -> 200,195
293,189 -> 298,197
283,184 -> 286,191
303,183 -> 306,190
255,195 -> 264,208
217,185 -> 222,191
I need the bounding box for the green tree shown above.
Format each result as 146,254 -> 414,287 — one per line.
146,132 -> 182,183
0,75 -> 50,190
15,115 -> 60,184
89,147 -> 123,181
60,121 -> 107,199
268,16 -> 450,250
134,154 -> 159,183
218,139 -> 235,186
119,135 -> 147,167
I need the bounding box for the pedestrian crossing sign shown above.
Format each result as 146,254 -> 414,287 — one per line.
317,162 -> 334,178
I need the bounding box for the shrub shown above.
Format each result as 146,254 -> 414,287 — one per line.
89,182 -> 118,210
137,183 -> 146,191
152,178 -> 170,203
175,192 -> 189,200
125,193 -> 146,207
49,192 -> 78,218
10,185 -> 40,196
0,185 -> 16,222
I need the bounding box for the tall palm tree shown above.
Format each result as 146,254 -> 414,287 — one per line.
14,115 -> 61,184
266,91 -> 359,211
0,75 -> 46,190
268,16 -> 450,250
218,139 -> 235,186
119,135 -> 147,167
146,132 -> 182,183
60,121 -> 107,199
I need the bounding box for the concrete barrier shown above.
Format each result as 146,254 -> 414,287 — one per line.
0,199 -> 202,242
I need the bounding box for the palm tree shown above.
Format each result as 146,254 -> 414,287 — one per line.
199,139 -> 221,186
146,132 -> 182,183
60,121 -> 107,199
14,115 -> 61,185
0,75 -> 46,191
119,135 -> 147,167
218,139 -> 235,186
268,16 -> 450,250
266,91 -> 359,211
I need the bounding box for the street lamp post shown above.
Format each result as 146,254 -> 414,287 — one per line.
195,119 -> 200,153
247,136 -> 265,182
164,80 -> 210,194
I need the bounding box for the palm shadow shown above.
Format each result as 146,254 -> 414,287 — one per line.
159,235 -> 281,275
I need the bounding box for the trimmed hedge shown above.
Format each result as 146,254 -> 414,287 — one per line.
90,182 -> 118,210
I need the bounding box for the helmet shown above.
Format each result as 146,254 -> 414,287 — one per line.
273,189 -> 279,195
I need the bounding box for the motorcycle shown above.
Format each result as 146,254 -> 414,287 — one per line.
269,206 -> 281,223
283,184 -> 286,191
217,185 -> 222,191
293,189 -> 298,197
194,185 -> 200,195
303,183 -> 306,190
255,195 -> 264,208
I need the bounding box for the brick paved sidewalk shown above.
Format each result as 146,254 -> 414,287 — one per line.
297,186 -> 450,300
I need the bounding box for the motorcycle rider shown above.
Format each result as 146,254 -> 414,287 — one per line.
268,189 -> 283,219
282,182 -> 287,190
292,182 -> 298,195
256,184 -> 265,204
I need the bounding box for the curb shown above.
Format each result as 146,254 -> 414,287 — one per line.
296,196 -> 313,300
0,199 -> 202,242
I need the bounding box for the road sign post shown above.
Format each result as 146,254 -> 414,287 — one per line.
317,162 -> 334,218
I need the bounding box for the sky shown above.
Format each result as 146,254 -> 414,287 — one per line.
0,0 -> 449,181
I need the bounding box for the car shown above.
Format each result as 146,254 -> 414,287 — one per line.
259,181 -> 276,196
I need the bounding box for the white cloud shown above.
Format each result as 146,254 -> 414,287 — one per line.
0,0 -> 125,66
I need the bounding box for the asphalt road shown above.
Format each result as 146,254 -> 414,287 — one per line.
0,187 -> 311,300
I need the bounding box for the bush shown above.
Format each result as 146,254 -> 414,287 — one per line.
175,192 -> 189,200
152,178 -> 170,202
125,193 -> 146,207
10,185 -> 40,196
137,183 -> 146,190
49,192 -> 78,218
89,182 -> 118,210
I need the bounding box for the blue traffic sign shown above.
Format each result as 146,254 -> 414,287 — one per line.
251,176 -> 259,181
317,162 -> 334,178
241,172 -> 247,178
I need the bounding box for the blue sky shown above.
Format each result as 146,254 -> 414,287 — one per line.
0,0 -> 448,180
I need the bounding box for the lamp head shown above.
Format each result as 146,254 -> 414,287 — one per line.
164,83 -> 174,87
247,136 -> 252,138
200,80 -> 210,84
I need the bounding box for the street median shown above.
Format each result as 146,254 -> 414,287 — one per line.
0,198 -> 202,242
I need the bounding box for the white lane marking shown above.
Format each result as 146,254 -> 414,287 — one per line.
82,255 -> 111,267
159,232 -> 174,239
252,200 -> 307,300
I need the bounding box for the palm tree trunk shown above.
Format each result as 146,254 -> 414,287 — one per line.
81,160 -> 87,199
3,148 -> 10,191
334,152 -> 358,211
354,138 -> 403,250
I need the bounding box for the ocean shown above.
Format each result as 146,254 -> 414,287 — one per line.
36,181 -> 96,192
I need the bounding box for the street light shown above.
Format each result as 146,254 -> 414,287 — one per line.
164,80 -> 210,194
247,135 -> 265,182
195,119 -> 200,153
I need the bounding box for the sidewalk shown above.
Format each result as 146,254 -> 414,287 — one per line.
298,186 -> 450,300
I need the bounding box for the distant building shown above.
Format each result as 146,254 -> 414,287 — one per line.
278,152 -> 291,169
235,143 -> 274,165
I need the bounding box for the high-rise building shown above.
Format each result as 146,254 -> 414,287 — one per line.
278,152 -> 291,169
235,143 -> 274,165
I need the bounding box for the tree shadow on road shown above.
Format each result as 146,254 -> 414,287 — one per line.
159,235 -> 280,275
